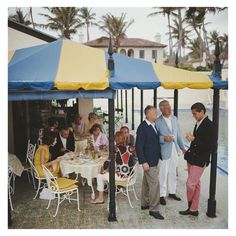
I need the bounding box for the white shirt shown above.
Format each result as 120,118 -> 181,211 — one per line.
60,134 -> 67,149
196,116 -> 207,130
145,119 -> 157,134
162,115 -> 178,156
162,115 -> 172,132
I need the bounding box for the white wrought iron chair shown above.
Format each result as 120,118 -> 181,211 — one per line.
37,128 -> 44,145
27,158 -> 48,199
115,162 -> 139,208
42,165 -> 80,217
21,140 -> 36,189
8,167 -> 14,211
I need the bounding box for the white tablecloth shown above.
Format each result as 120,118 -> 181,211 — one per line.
8,153 -> 24,176
60,153 -> 107,187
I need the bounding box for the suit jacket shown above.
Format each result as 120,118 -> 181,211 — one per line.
135,120 -> 162,167
51,131 -> 75,160
155,115 -> 185,160
184,116 -> 216,167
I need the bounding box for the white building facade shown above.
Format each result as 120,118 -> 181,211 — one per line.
85,37 -> 167,64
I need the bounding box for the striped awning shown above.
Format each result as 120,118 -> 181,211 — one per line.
8,38 -> 228,100
8,39 -> 109,91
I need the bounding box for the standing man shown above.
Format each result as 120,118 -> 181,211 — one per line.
155,100 -> 186,205
179,103 -> 216,216
135,105 -> 164,220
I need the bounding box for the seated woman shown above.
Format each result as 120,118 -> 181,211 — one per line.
87,123 -> 108,151
72,114 -> 85,138
34,129 -> 61,178
90,131 -> 134,204
84,112 -> 103,135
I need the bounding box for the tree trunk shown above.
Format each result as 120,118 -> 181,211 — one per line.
177,8 -> 183,61
192,22 -> 211,66
193,26 -> 205,62
167,14 -> 173,63
86,23 -> 89,42
203,21 -> 211,64
29,7 -> 35,29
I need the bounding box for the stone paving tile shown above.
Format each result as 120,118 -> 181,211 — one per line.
9,160 -> 228,229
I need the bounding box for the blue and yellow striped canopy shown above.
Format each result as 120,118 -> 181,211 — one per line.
8,39 -> 227,100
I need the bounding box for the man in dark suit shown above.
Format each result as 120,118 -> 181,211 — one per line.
179,102 -> 216,216
135,105 -> 164,220
51,127 -> 75,160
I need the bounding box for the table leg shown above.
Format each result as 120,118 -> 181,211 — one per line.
91,185 -> 95,200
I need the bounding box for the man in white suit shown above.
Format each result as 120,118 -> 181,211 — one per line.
155,100 -> 186,205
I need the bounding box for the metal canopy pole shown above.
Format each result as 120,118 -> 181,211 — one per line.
174,90 -> 178,117
174,52 -> 179,117
116,90 -> 119,109
207,39 -> 221,218
153,58 -> 157,108
125,90 -> 128,123
140,90 -> 143,123
131,88 -> 135,130
107,36 -> 117,221
153,89 -> 157,108
121,90 -> 123,112
25,101 -> 30,140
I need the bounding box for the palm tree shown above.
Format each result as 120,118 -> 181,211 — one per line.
219,33 -> 228,52
187,38 -> 202,60
169,18 -> 191,58
78,7 -> 96,42
38,7 -> 81,39
185,7 -> 206,60
219,33 -> 228,66
185,7 -> 226,64
203,8 -> 226,63
29,7 -> 35,29
209,30 -> 220,46
97,13 -> 134,52
8,8 -> 31,26
148,7 -> 177,60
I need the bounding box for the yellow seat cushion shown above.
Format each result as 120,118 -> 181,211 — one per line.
58,184 -> 78,192
115,179 -> 128,185
50,178 -> 78,191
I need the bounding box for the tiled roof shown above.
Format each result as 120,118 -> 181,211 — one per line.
85,37 -> 167,48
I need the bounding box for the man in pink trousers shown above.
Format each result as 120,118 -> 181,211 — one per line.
179,103 -> 216,216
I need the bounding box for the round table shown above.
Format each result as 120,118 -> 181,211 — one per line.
60,152 -> 108,199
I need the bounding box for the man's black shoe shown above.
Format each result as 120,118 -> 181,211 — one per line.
160,197 -> 166,205
169,194 -> 182,201
141,205 -> 149,210
179,209 -> 199,216
149,211 -> 164,220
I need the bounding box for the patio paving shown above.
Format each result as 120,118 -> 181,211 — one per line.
9,157 -> 228,229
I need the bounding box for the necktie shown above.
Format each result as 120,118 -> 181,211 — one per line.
193,123 -> 197,134
152,125 -> 158,134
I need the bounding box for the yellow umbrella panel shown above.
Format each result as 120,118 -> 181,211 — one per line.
152,63 -> 213,89
55,40 -> 109,90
